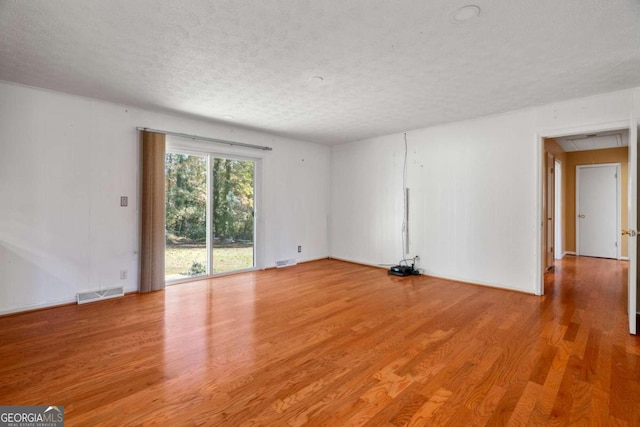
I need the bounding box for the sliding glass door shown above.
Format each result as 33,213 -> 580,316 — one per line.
212,157 -> 255,273
165,151 -> 256,282
165,152 -> 208,280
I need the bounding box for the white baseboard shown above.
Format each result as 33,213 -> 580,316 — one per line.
328,256 -> 389,270
621,256 -> 629,261
0,296 -> 76,316
263,256 -> 331,270
298,256 -> 332,264
563,251 -> 576,257
329,257 -> 535,294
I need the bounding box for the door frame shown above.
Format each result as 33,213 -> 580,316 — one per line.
536,119 -> 631,296
575,163 -> 621,259
537,118 -> 637,335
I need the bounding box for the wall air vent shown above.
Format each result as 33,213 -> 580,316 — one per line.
76,287 -> 124,304
275,259 -> 297,268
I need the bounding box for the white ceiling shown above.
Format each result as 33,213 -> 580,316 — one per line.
556,130 -> 629,152
1,0 -> 639,145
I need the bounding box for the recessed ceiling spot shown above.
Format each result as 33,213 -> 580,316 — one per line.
308,76 -> 324,83
451,5 -> 481,23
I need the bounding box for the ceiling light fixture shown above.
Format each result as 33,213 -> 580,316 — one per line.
308,75 -> 324,83
451,5 -> 481,23
223,115 -> 235,120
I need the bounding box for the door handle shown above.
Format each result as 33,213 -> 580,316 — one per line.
622,229 -> 637,236
578,214 -> 585,218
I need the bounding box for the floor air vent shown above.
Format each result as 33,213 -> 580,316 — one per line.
275,258 -> 297,268
76,287 -> 124,304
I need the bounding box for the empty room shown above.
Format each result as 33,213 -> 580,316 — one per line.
1,1 -> 640,425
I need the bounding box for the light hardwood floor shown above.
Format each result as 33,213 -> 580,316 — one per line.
1,257 -> 639,425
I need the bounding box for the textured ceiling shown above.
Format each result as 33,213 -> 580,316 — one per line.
1,0 -> 639,144
556,130 -> 629,152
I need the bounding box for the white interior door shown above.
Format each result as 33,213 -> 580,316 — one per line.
576,164 -> 619,259
545,153 -> 555,269
628,118 -> 637,335
554,160 -> 562,259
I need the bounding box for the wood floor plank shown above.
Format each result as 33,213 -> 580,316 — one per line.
1,256 -> 639,426
547,354 -> 582,426
405,387 -> 452,426
507,380 -> 542,426
466,383 -> 506,426
567,379 -> 592,426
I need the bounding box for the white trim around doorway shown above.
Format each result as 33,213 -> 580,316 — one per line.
535,119 -> 631,296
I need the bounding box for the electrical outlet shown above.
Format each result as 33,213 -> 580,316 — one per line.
120,196 -> 128,207
298,245 -> 302,253
120,270 -> 127,280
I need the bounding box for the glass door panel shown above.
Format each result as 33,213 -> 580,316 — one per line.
212,157 -> 255,273
165,152 -> 209,281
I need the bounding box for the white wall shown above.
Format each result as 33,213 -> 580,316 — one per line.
0,82 -> 330,314
1,81 -> 636,314
331,89 -> 636,293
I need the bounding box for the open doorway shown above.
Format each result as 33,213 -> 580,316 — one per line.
539,125 -> 637,335
543,129 -> 629,266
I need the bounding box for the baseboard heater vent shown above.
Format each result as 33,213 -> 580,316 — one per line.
275,258 -> 297,268
77,287 -> 124,304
